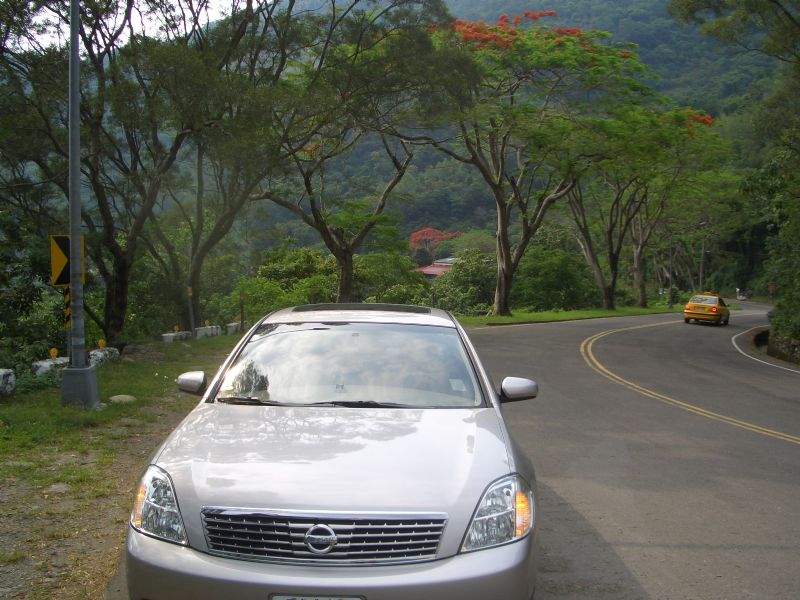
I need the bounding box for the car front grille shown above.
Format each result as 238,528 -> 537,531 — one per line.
201,508 -> 448,565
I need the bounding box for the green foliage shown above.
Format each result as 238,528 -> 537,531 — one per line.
289,274 -> 339,306
13,368 -> 62,395
411,246 -> 434,266
431,249 -> 496,315
0,287 -> 65,372
438,230 -> 496,257
753,153 -> 800,340
357,253 -> 429,303
511,247 -> 599,311
234,278 -> 295,322
393,156 -> 496,231
257,246 -> 338,288
1,0 -> 792,349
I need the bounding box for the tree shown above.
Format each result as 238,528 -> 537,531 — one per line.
628,110 -> 731,305
670,0 -> 800,344
567,107 -> 726,309
0,1 -> 448,341
249,2 -> 449,303
266,136 -> 414,303
407,11 -> 648,315
409,227 -> 462,256
0,0 -> 260,344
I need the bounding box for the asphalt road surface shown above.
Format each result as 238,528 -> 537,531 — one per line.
468,301 -> 799,599
108,302 -> 799,599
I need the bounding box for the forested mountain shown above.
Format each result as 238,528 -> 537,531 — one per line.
447,0 -> 774,114
2,0 -> 797,360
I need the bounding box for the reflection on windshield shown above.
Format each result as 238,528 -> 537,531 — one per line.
216,323 -> 484,408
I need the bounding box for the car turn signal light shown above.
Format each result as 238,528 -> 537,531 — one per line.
515,490 -> 532,537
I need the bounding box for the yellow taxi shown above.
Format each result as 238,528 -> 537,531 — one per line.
683,292 -> 730,325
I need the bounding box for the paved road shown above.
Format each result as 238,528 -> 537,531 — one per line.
468,302 -> 800,599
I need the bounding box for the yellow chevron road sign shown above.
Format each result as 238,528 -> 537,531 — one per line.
50,235 -> 85,288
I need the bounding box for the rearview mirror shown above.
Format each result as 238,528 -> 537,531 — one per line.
176,371 -> 207,396
500,377 -> 538,403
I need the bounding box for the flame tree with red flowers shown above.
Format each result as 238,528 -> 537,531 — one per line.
403,11 -> 649,316
409,227 -> 462,254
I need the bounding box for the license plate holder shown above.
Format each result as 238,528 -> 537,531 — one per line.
271,596 -> 363,600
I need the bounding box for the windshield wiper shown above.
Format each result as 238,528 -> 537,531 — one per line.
307,400 -> 412,408
215,396 -> 285,406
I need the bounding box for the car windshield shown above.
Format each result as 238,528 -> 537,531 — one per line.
689,296 -> 718,305
215,322 -> 484,408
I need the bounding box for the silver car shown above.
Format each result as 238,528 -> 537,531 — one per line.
126,304 -> 540,599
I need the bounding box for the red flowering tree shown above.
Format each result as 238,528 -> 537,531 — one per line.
409,227 -> 462,254
405,12 -> 648,315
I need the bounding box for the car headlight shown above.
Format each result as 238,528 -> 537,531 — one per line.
461,474 -> 534,552
130,465 -> 187,545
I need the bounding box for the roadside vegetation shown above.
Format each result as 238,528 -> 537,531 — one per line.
2,0 -> 798,378
0,335 -> 236,598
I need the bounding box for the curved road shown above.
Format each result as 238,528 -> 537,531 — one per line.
468,302 -> 800,599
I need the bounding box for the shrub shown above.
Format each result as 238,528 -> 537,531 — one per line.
510,248 -> 598,311
431,249 -> 495,315
355,253 -> 428,302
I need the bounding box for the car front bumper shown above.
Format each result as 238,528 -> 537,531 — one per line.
126,527 -> 538,600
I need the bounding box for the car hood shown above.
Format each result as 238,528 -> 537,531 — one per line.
154,403 -> 514,554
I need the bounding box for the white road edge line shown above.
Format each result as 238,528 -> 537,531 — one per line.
731,327 -> 800,375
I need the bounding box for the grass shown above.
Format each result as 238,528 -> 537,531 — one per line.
0,549 -> 25,564
0,333 -> 240,599
457,304 -> 682,327
0,334 -> 237,482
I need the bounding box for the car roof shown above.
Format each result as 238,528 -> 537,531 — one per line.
263,304 -> 458,328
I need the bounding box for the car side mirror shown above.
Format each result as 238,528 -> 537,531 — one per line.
500,377 -> 538,403
176,371 -> 207,396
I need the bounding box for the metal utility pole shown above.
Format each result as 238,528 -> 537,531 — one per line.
61,0 -> 99,409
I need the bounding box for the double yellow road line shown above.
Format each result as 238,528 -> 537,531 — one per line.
580,321 -> 800,446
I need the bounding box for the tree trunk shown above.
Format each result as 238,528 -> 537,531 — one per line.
493,204 -> 514,316
632,244 -> 647,308
493,264 -> 514,317
604,252 -> 621,310
335,250 -> 355,303
188,270 -> 202,329
103,256 -> 132,345
601,285 -> 616,311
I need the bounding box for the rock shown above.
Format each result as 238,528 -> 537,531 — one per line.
43,483 -> 70,495
88,347 -> 120,367
109,394 -> 137,405
194,325 -> 221,339
0,369 -> 15,396
31,358 -> 69,377
161,331 -> 192,343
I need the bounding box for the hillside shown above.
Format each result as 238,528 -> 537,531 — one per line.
446,0 -> 774,115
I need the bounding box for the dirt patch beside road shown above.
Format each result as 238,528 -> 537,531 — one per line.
0,394 -> 198,599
